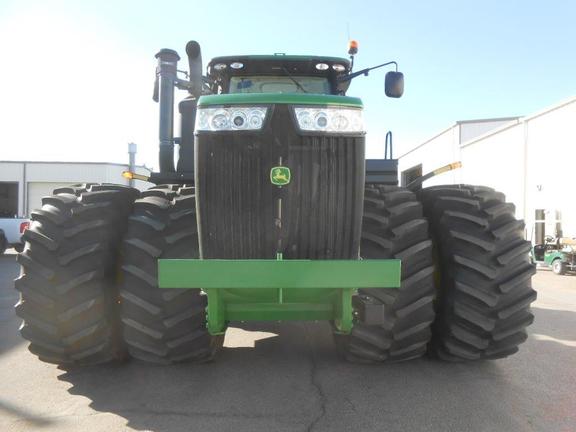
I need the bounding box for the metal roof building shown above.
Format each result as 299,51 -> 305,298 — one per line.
0,161 -> 151,218
398,96 -> 576,239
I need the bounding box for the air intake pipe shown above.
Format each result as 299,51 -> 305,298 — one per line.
155,48 -> 179,173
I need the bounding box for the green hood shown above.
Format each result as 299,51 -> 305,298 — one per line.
197,93 -> 363,108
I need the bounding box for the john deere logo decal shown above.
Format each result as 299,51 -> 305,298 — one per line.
270,166 -> 291,186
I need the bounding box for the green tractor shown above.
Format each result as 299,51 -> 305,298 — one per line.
15,41 -> 537,365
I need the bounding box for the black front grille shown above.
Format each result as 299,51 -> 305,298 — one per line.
284,135 -> 364,259
195,105 -> 365,260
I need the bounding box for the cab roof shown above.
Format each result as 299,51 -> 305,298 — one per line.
207,55 -> 351,77
209,55 -> 351,64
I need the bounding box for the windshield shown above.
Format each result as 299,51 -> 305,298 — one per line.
229,76 -> 331,94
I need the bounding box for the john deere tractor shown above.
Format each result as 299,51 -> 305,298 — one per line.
15,41 -> 536,365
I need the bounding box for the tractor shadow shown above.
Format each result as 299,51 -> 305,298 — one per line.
58,308 -> 576,432
59,321 -> 335,432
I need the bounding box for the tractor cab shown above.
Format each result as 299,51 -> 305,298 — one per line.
205,55 -> 351,95
151,43 -> 405,185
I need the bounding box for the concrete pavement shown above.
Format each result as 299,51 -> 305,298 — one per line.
0,250 -> 575,432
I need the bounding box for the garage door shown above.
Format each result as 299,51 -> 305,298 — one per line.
27,182 -> 76,216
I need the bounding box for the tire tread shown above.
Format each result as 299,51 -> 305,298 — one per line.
421,184 -> 536,361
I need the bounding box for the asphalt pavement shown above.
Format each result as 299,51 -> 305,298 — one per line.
0,249 -> 575,432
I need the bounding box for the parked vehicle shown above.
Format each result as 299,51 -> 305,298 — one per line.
16,40 -> 536,366
0,218 -> 29,255
532,236 -> 576,275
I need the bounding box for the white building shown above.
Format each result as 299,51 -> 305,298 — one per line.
398,96 -> 576,239
0,161 -> 151,218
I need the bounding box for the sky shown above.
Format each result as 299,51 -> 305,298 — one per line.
0,0 -> 575,170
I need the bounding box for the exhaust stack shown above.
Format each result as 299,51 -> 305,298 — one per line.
185,40 -> 203,98
155,48 -> 180,173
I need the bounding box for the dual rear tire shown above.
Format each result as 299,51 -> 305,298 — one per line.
119,185 -> 221,364
337,185 -> 436,363
15,184 -> 139,365
16,184 -> 219,366
338,184 -> 536,362
16,183 -> 536,365
421,185 -> 536,360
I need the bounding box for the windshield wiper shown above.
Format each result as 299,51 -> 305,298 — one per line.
281,67 -> 308,93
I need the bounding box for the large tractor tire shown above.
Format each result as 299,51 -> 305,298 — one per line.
337,185 -> 436,363
15,184 -> 139,365
421,185 -> 537,361
119,185 -> 222,364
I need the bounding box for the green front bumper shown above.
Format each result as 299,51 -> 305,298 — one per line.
158,259 -> 401,335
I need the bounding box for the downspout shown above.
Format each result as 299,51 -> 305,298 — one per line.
22,162 -> 27,217
128,143 -> 137,188
522,120 -> 529,238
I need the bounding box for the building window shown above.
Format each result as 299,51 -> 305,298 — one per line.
401,164 -> 422,187
0,182 -> 19,218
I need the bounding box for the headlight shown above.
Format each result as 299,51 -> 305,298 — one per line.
196,107 -> 268,131
294,107 -> 364,133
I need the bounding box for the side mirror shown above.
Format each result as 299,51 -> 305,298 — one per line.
385,71 -> 404,98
